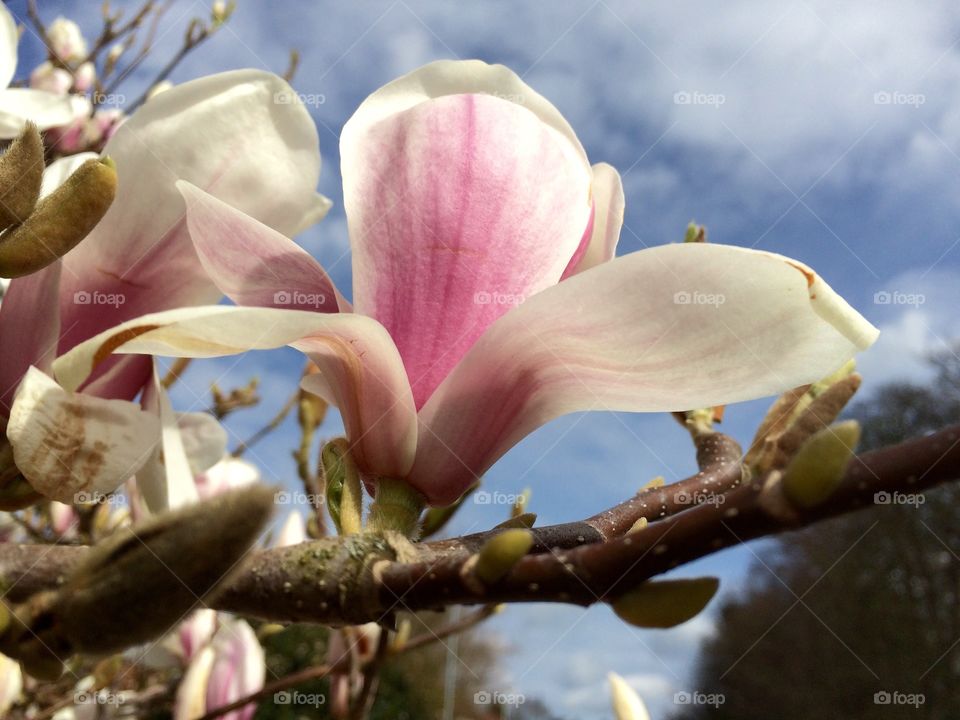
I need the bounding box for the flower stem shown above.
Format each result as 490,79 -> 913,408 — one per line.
367,478 -> 424,538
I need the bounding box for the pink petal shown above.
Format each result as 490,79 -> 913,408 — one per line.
562,162 -> 625,277
408,243 -> 879,504
178,181 -> 343,312
0,261 -> 61,418
342,61 -> 593,408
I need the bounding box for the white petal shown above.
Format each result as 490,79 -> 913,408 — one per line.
409,242 -> 879,504
0,88 -> 76,138
609,673 -> 651,720
41,152 -> 98,198
0,3 -> 18,90
7,367 -> 161,503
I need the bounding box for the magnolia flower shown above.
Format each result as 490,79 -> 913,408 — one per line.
274,509 -> 307,547
33,60 -> 879,507
29,60 -> 73,95
196,457 -> 259,500
1,70 -> 330,509
0,653 -> 22,716
609,673 -> 651,720
174,617 -> 264,720
0,4 -> 74,138
47,17 -> 87,64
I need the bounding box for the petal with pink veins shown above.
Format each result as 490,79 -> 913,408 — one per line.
0,261 -> 61,418
178,181 -> 344,312
342,60 -> 593,408
52,305 -> 418,479
409,243 -> 879,504
56,70 -> 331,396
562,162 -> 625,278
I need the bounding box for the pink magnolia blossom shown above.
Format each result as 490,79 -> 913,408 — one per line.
0,5 -> 74,137
174,618 -> 264,720
2,69 -> 329,509
39,60 -> 879,506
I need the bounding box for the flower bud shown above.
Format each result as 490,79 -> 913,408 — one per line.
611,577 -> 719,628
0,123 -> 43,231
29,61 -> 72,94
74,61 -> 96,93
47,17 -> 88,64
609,672 -> 650,720
0,156 -> 116,277
473,529 -> 534,585
322,438 -> 363,535
782,420 -> 860,509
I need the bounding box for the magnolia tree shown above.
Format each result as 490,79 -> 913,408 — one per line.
0,3 -> 953,720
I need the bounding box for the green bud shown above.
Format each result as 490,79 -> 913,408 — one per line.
0,156 -> 117,278
53,484 -> 275,655
683,221 -> 706,243
475,529 -> 534,585
322,438 -> 362,535
511,488 -> 531,517
782,420 -> 860,509
0,123 -> 43,230
494,512 -> 537,530
612,577 -> 719,628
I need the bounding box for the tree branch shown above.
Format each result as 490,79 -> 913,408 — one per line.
2,424 -> 958,626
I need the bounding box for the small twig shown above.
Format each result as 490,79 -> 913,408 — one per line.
160,357 -> 191,389
232,391 -> 299,457
398,604 -> 500,653
283,49 -> 300,83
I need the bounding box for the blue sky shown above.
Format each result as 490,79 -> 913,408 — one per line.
9,1 -> 960,717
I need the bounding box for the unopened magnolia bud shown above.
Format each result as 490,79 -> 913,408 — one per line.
782,420 -> 860,509
52,484 -> 275,655
609,672 -> 651,720
212,1 -> 235,24
0,123 -> 43,230
0,157 -> 116,278
322,438 -> 362,535
611,577 -> 719,628
474,529 -> 533,585
493,512 -> 537,530
511,488 -> 531,517
683,221 -> 706,243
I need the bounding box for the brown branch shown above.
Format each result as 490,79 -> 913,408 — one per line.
3,424 -> 957,626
